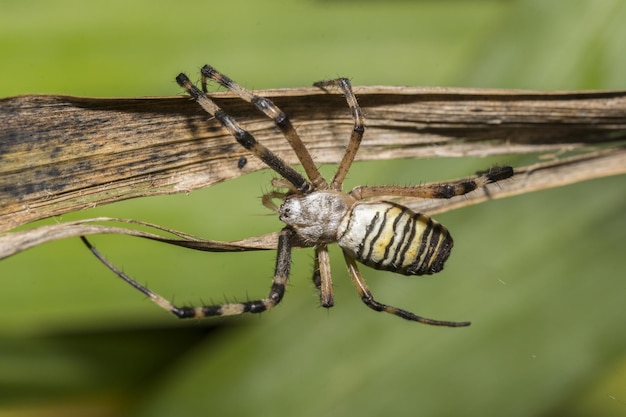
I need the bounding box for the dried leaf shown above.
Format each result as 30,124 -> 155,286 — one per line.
0,217 -> 278,261
1,146 -> 624,261
2,87 -> 625,231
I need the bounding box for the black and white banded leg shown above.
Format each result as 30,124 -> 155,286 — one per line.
80,227 -> 294,318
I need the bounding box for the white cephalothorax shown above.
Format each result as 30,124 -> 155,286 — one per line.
279,191 -> 354,244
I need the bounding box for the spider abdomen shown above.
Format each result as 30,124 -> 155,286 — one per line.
337,202 -> 453,275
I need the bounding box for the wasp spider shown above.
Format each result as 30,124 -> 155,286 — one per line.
82,65 -> 513,327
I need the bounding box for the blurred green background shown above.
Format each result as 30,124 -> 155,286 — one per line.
1,0 -> 625,416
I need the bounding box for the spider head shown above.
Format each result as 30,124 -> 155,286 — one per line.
278,191 -> 354,244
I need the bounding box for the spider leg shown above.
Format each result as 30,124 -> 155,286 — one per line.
200,64 -> 327,190
80,227 -> 294,318
262,190 -> 289,213
176,73 -> 312,194
349,166 -> 514,200
262,177 -> 303,212
314,78 -> 365,191
342,251 -> 470,327
312,244 -> 334,308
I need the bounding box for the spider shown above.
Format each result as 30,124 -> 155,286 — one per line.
82,65 -> 514,327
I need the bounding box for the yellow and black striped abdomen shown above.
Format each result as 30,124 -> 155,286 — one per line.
337,202 -> 453,275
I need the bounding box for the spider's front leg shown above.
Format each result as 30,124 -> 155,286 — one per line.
80,227 -> 295,318
199,64 -> 327,190
176,73 -> 313,194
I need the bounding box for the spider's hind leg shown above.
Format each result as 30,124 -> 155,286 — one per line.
342,252 -> 470,327
349,165 -> 514,200
475,165 -> 514,184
